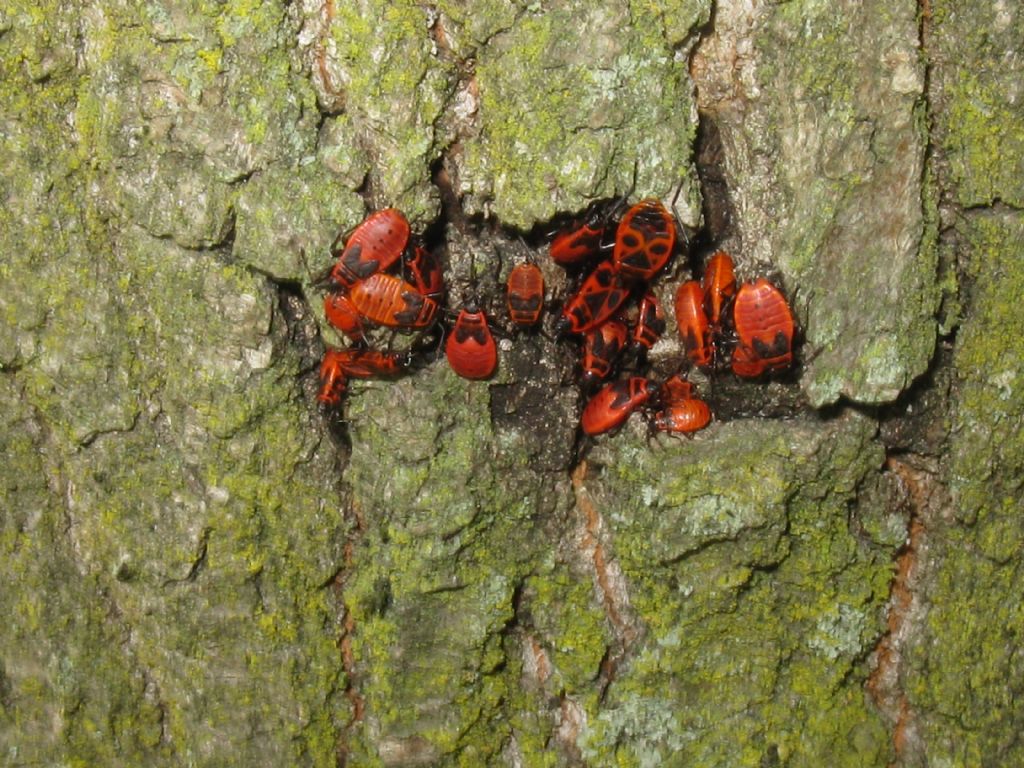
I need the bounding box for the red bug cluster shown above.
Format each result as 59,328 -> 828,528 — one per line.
675,251 -> 796,379
315,202 -> 796,442
318,209 -> 550,403
439,258 -> 545,381
317,208 -> 445,405
548,199 -> 797,436
547,196 -> 714,436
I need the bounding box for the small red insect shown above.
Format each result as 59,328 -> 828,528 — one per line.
674,280 -> 713,367
317,347 -> 411,407
630,291 -> 667,353
549,203 -> 614,268
506,263 -> 545,327
317,352 -> 349,406
323,347 -> 411,378
348,273 -> 439,329
328,208 -> 410,288
323,292 -> 365,344
446,305 -> 498,380
557,260 -> 632,335
613,198 -> 676,281
702,250 -> 737,328
658,373 -> 695,404
731,278 -> 795,378
580,376 -> 657,436
580,319 -> 629,386
403,243 -> 445,301
651,398 -> 711,434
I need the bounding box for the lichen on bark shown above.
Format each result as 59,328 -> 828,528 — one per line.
448,0 -> 710,228
3,0 -> 1024,765
903,211 -> 1024,768
570,413 -> 895,766
692,0 -> 936,408
2,1 -> 350,765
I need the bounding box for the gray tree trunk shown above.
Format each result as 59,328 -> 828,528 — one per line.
1,1 -> 1021,766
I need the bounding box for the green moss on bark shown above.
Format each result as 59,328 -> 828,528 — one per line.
341,372 -> 545,762
1,1 -> 351,764
575,414 -> 894,766
315,0 -> 455,221
906,2 -> 1024,758
7,0 -> 1024,763
708,0 -> 936,407
458,0 -> 709,228
907,213 -> 1024,766
931,0 -> 1024,208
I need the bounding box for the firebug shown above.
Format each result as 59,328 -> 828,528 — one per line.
651,398 -> 711,434
322,347 -> 412,379
580,376 -> 657,436
556,260 -> 632,335
580,319 -> 629,386
702,250 -> 736,328
549,202 -> 615,268
446,305 -> 498,380
674,280 -> 713,367
317,352 -> 349,406
613,198 -> 676,281
630,291 -> 667,353
658,373 -> 695,404
348,272 -> 439,329
403,243 -> 445,301
323,292 -> 365,344
328,208 -> 410,288
731,278 -> 795,378
506,262 -> 545,328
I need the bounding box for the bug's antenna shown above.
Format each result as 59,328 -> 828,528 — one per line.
627,157 -> 640,200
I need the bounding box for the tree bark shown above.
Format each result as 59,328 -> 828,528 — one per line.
1,0 -> 1021,765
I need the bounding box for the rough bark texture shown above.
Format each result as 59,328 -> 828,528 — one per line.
1,0 -> 1021,766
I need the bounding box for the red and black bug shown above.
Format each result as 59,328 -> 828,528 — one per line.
580,319 -> 629,386
323,292 -> 365,344
317,353 -> 349,406
317,347 -> 411,407
348,272 -> 439,329
580,376 -> 658,436
658,373 -> 695,404
506,262 -> 545,328
549,202 -> 615,268
556,260 -> 632,335
322,347 -> 412,379
446,305 -> 498,380
674,280 -> 713,367
731,278 -> 795,378
651,398 -> 711,434
612,198 -> 676,282
328,208 -> 410,288
630,291 -> 667,353
702,250 -> 736,329
403,243 -> 445,301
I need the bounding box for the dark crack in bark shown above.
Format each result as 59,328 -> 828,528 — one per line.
333,499 -> 367,768
867,455 -> 944,767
